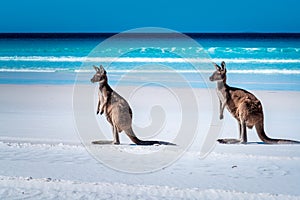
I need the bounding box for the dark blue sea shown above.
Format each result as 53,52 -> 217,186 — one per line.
0,33 -> 299,91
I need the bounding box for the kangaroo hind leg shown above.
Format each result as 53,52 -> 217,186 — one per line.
217,138 -> 241,144
217,121 -> 247,144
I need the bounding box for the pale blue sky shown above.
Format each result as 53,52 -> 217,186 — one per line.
0,0 -> 299,33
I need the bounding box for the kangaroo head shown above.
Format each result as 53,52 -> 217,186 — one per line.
209,61 -> 227,82
91,65 -> 107,83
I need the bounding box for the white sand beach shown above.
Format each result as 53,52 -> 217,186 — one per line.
1,84 -> 300,199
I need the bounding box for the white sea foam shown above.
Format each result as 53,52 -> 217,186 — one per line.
0,56 -> 87,62
1,56 -> 300,64
1,56 -> 300,74
230,69 -> 300,74
267,48 -> 277,52
207,47 -> 216,53
0,68 -> 58,73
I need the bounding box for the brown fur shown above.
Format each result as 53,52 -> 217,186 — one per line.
91,65 -> 173,145
209,61 -> 299,144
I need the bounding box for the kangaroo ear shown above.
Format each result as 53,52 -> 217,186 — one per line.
221,61 -> 226,71
93,65 -> 100,72
212,62 -> 221,71
99,65 -> 106,74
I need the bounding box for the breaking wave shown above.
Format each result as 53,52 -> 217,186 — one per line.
1,56 -> 300,64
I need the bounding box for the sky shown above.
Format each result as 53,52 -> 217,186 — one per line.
0,0 -> 299,33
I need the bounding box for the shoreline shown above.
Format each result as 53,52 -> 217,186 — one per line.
1,72 -> 300,91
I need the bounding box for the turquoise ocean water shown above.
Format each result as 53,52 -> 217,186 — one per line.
0,33 -> 299,91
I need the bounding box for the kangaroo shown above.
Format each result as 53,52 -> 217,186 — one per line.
91,65 -> 173,145
209,61 -> 300,144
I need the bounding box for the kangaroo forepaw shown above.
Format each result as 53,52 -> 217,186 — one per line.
100,110 -> 104,115
219,114 -> 224,120
96,110 -> 99,115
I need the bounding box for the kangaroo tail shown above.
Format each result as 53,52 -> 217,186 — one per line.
124,128 -> 175,146
255,121 -> 300,144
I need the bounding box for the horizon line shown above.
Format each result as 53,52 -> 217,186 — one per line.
0,32 -> 300,39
